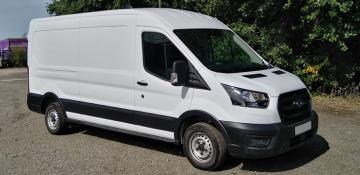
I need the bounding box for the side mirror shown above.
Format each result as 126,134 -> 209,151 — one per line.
170,61 -> 188,86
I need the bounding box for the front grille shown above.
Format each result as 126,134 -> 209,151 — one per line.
278,89 -> 312,125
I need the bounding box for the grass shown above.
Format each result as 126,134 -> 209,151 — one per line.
312,95 -> 360,114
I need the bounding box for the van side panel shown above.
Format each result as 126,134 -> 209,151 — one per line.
77,15 -> 136,111
33,29 -> 77,67
29,19 -> 79,101
67,15 -> 176,140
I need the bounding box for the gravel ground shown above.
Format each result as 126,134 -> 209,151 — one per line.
0,68 -> 359,174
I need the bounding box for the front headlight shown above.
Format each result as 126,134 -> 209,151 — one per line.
222,84 -> 269,108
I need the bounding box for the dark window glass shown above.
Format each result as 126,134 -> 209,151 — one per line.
142,32 -> 187,80
174,29 -> 269,73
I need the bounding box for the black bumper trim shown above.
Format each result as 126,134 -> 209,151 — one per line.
221,111 -> 319,159
27,93 -> 43,113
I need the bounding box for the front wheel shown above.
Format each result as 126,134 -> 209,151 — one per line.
45,101 -> 67,135
183,123 -> 227,170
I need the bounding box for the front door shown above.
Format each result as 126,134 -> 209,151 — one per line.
133,27 -> 193,139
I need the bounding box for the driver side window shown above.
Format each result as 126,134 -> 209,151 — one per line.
142,32 -> 187,80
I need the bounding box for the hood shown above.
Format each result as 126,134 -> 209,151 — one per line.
215,68 -> 306,97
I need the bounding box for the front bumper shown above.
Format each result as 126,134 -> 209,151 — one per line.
221,110 -> 318,159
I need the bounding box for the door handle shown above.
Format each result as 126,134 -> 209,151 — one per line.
137,80 -> 148,86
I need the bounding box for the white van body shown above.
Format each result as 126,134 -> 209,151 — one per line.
27,8 -> 318,169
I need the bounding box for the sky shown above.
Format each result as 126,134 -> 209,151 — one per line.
0,0 -> 51,40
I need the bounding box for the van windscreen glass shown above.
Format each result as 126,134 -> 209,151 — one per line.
174,29 -> 269,73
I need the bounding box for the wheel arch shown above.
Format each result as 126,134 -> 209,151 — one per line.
40,92 -> 64,114
175,110 -> 230,144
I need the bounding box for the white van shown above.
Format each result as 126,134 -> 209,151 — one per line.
27,8 -> 318,170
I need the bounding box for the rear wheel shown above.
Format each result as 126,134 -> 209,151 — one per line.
183,123 -> 227,170
45,101 -> 67,134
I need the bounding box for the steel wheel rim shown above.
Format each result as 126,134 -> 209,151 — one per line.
189,132 -> 214,163
47,109 -> 59,130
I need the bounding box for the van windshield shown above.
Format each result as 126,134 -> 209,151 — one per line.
174,29 -> 269,73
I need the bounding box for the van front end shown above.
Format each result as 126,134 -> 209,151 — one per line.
214,73 -> 319,159
221,89 -> 319,158
176,28 -> 319,161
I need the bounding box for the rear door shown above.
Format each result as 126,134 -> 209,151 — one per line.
133,27 -> 194,139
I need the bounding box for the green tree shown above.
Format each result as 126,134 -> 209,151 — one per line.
47,0 -> 360,94
10,47 -> 27,67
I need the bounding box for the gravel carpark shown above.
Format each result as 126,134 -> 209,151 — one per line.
0,68 -> 359,175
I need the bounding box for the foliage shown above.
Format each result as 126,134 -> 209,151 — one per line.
47,0 -> 360,95
10,47 -> 27,67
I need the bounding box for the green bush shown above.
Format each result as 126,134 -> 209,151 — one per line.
10,47 -> 27,67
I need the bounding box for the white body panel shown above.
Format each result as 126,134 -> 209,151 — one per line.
28,18 -> 79,100
77,15 -> 136,110
28,8 -> 309,141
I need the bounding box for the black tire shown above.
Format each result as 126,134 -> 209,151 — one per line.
183,122 -> 227,170
44,101 -> 67,135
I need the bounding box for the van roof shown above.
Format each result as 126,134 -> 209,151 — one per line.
32,8 -> 229,30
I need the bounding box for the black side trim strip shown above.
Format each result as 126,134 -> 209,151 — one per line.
243,73 -> 266,79
61,99 -> 177,132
